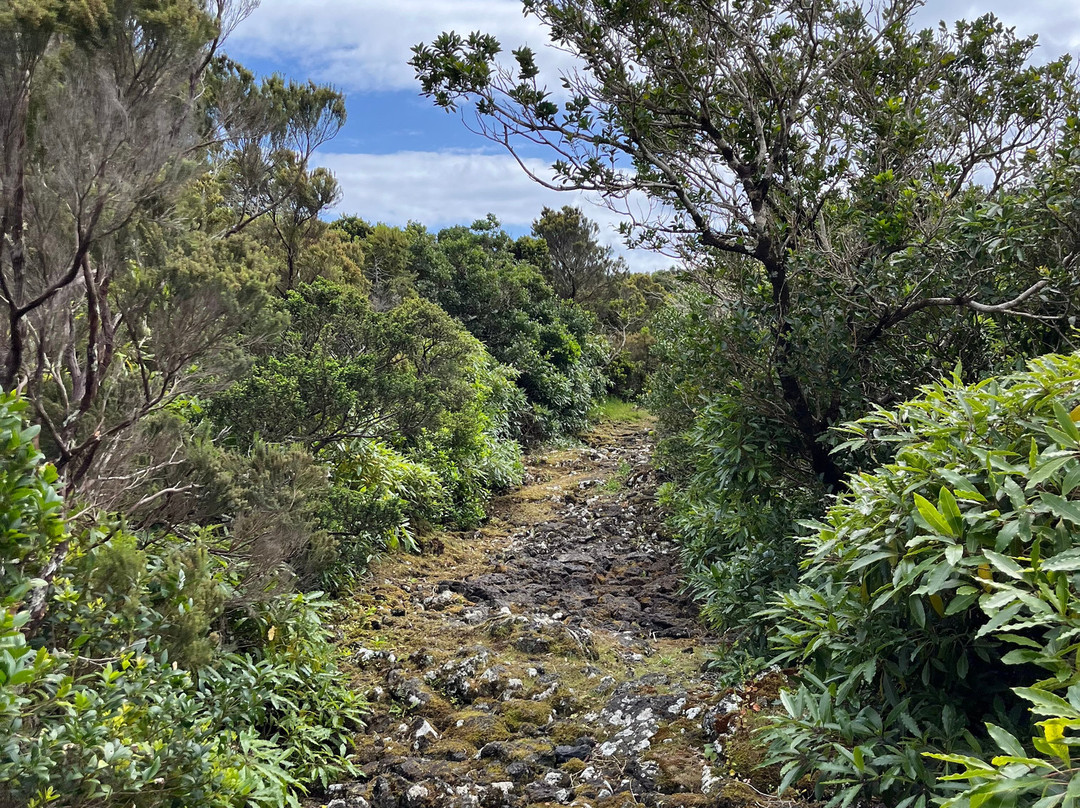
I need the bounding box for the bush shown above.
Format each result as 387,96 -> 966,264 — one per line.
422,219 -> 609,441
763,352 -> 1080,808
648,288 -> 825,652
206,279 -> 527,581
0,391 -> 362,808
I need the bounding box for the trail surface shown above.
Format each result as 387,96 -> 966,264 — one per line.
324,419 -> 790,808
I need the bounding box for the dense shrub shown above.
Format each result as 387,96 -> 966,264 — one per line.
762,352 -> 1080,808
648,287 -> 825,651
0,392 -> 362,808
421,218 -> 609,441
205,279 -> 527,579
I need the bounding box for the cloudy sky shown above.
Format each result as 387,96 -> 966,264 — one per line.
226,1 -> 1080,272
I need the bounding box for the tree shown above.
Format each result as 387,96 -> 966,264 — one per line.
412,0 -> 1080,490
421,218 -> 608,439
0,1 -> 348,494
531,205 -> 626,304
0,1 -> 251,483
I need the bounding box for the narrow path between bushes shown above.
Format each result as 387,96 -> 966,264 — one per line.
320,418 -> 800,808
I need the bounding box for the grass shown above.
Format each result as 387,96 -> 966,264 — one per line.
601,460 -> 633,492
589,395 -> 649,424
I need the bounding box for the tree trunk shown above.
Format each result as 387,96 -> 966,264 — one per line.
762,248 -> 846,492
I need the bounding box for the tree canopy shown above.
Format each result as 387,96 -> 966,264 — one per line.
413,0 -> 1080,490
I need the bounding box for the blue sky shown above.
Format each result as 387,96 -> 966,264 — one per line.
226,0 -> 1080,273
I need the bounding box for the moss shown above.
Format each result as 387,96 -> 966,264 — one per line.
650,747 -> 702,794
486,618 -> 516,640
722,710 -> 782,790
595,793 -> 646,808
560,758 -> 586,774
420,694 -> 458,730
427,739 -> 477,761
506,737 -> 554,762
715,780 -> 769,807
444,710 -> 511,745
549,720 -> 601,745
498,699 -> 553,731
650,717 -> 703,745
657,796 -> 712,807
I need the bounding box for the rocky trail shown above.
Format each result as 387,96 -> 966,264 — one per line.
322,418 -> 795,808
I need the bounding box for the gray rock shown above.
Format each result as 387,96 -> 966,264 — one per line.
554,741 -> 593,764
478,741 -> 508,760
411,718 -> 439,752
506,760 -> 531,781
522,782 -> 558,803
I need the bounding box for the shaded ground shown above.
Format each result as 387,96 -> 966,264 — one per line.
321,418 -> 802,808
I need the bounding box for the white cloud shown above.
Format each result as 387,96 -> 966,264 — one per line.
316,149 -> 676,272
231,0 -> 1080,95
233,0 -> 1080,277
229,0 -> 579,93
915,1 -> 1080,55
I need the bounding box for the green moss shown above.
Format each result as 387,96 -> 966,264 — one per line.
721,710 -> 781,790
595,792 -> 646,808
549,720 -> 602,745
588,396 -> 649,425
649,746 -> 701,793
716,780 -> 768,807
659,796 -> 712,807
420,694 -> 457,730
498,699 -> 553,731
506,737 -> 553,762
427,739 -> 477,761
444,710 -> 511,745
560,758 -> 586,774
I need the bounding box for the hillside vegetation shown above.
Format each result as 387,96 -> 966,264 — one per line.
414,0 -> 1080,805
5,0 -> 1080,807
0,3 -> 650,805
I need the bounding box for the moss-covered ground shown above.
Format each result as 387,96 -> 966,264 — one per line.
319,415 -> 808,808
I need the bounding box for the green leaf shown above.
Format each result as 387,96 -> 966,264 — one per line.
914,492 -> 956,537
939,487 -> 964,534
1054,401 -> 1080,443
984,551 -> 1026,580
1042,548 -> 1080,572
1040,493 -> 1080,525
1027,455 -> 1073,489
987,723 -> 1026,758
1015,687 -> 1080,718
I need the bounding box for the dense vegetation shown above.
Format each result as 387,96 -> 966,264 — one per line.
415,0 -> 1080,804
0,3 -> 642,805
7,0 -> 1080,805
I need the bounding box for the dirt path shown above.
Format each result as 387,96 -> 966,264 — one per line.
323,419 -> 789,808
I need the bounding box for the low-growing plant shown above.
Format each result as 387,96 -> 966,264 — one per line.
0,391 -> 363,808
762,353 -> 1080,808
589,396 -> 648,425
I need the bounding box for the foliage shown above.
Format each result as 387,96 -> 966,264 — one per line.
414,1 -> 1080,644
206,279 -> 526,549
589,396 -> 649,425
531,205 -> 626,305
0,3 -> 614,805
420,217 -> 609,440
761,352 -> 1080,807
0,391 -> 363,808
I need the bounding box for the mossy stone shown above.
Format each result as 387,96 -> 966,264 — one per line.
498,698 -> 553,731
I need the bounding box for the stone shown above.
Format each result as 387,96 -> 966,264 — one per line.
478,741 -> 508,760
411,718 -> 439,752
404,784 -> 429,808
554,741 -> 593,764
506,761 -> 531,781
